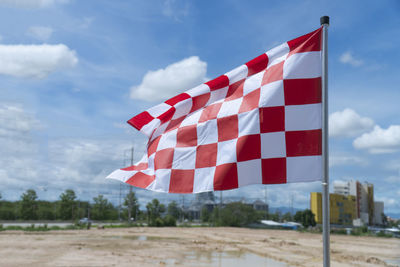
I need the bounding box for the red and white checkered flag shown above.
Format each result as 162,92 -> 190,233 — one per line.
107,28 -> 323,193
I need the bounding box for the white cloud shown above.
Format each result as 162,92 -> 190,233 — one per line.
27,26 -> 53,41
0,102 -> 149,202
45,137 -> 139,199
0,103 -> 41,139
329,108 -> 375,137
353,125 -> 400,154
330,155 -> 368,167
339,51 -> 363,67
0,0 -> 68,8
0,103 -> 43,195
130,56 -> 207,102
0,44 -> 78,78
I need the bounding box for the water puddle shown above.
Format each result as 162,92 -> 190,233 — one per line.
87,234 -> 400,267
166,250 -> 290,267
385,257 -> 400,266
107,235 -> 177,241
107,235 -> 290,266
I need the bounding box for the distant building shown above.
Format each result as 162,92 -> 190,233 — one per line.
187,192 -> 216,220
373,201 -> 384,225
310,192 -> 356,225
333,180 -> 357,196
313,180 -> 383,226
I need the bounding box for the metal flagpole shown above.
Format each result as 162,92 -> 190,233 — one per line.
320,15 -> 330,267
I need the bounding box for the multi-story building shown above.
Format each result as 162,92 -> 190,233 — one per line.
373,201 -> 384,225
319,180 -> 384,226
310,192 -> 356,225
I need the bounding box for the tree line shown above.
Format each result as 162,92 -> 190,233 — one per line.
0,189 -> 126,221
0,190 -> 317,228
200,202 -> 316,227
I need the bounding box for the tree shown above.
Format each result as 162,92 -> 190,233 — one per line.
167,201 -> 181,220
269,211 -> 281,222
201,206 -> 211,223
20,189 -> 38,220
0,201 -> 17,220
38,201 -> 56,220
91,195 -> 116,221
216,202 -> 258,227
124,191 -> 139,221
58,189 -> 77,220
146,199 -> 165,226
294,209 -> 316,227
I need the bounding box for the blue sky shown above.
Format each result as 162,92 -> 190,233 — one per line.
0,0 -> 399,216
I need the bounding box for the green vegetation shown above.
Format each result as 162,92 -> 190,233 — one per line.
214,202 -> 259,227
146,198 -> 177,227
1,189 -> 398,236
58,189 -> 77,220
20,189 -> 38,220
293,209 -> 316,228
124,191 -> 139,221
91,194 -> 118,220
0,189 -> 117,221
0,223 -> 88,232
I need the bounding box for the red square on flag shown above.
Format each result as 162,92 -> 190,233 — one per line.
196,143 -> 218,168
177,125 -> 197,147
239,88 -> 260,113
259,106 -> 285,133
154,148 -> 174,170
190,93 -> 210,113
169,169 -> 194,193
236,134 -> 261,162
262,61 -> 284,85
165,116 -> 185,132
217,115 -> 239,142
214,163 -> 238,190
262,158 -> 286,184
127,111 -> 153,131
226,80 -> 244,101
285,129 -> 322,157
206,75 -> 229,91
284,77 -> 322,105
127,173 -> 155,189
199,102 -> 222,123
147,136 -> 161,156
246,53 -> 269,76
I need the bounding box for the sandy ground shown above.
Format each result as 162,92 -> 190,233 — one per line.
0,227 -> 399,267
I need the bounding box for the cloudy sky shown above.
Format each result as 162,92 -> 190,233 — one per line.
0,0 -> 399,216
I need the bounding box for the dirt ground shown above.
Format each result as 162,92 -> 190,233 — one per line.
0,227 -> 399,267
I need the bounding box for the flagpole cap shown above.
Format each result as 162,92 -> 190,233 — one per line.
320,16 -> 330,25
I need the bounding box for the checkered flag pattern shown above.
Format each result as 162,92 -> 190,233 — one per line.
107,27 -> 323,193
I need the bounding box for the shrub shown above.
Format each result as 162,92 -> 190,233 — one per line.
163,215 -> 176,227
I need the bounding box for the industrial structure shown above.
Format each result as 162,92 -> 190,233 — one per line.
310,180 -> 384,226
